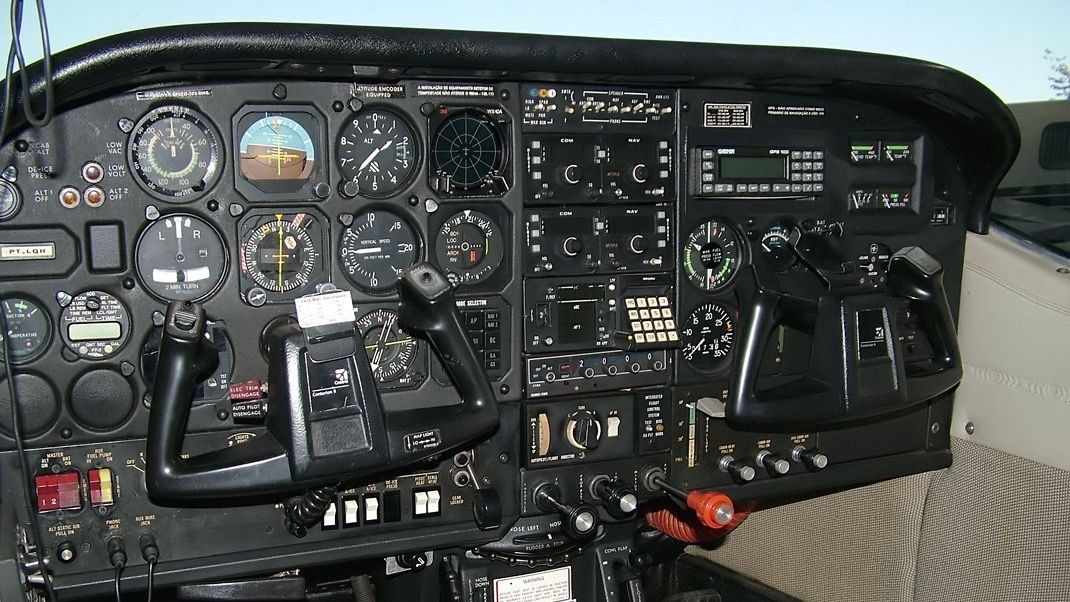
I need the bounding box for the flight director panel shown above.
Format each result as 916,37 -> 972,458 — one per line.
0,68 -> 968,596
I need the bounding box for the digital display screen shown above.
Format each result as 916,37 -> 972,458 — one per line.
718,156 -> 786,180
68,322 -> 122,341
556,283 -> 605,346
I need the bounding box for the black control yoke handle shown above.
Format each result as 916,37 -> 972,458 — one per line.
146,263 -> 499,501
728,245 -> 962,430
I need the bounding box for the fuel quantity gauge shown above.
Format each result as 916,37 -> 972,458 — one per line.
238,210 -> 326,304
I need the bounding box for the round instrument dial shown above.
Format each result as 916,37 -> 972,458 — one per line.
356,308 -> 417,383
431,109 -> 505,192
240,212 -> 323,294
680,303 -> 736,373
761,223 -> 792,252
135,214 -> 228,302
60,292 -> 130,360
337,108 -> 417,198
1,298 -> 50,363
339,209 -> 420,293
434,209 -> 504,285
129,106 -> 222,200
683,220 -> 743,292
238,114 -> 317,190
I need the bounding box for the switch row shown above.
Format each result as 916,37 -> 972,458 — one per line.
35,467 -> 114,513
321,488 -> 442,530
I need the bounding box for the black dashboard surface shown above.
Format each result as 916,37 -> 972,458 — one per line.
0,23 -> 1017,601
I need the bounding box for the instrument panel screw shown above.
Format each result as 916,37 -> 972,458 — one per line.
228,203 -> 244,217
408,194 -> 419,207
348,98 -> 364,113
152,311 -> 165,327
313,182 -> 331,199
964,421 -> 975,435
331,100 -> 344,113
55,291 -> 72,307
499,89 -> 510,101
120,361 -> 135,377
272,84 -> 288,100
498,453 -> 509,464
681,102 -> 689,112
123,278 -> 135,290
499,384 -> 510,395
930,422 -> 940,433
13,139 -> 28,152
145,206 -> 160,220
60,428 -> 72,439
206,200 -> 219,212
338,213 -> 354,227
118,118 -> 134,133
217,409 -> 230,421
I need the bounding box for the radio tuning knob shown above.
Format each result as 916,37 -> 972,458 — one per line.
562,236 -> 583,257
631,163 -> 649,183
756,450 -> 790,476
533,483 -> 600,540
565,410 -> 602,450
719,455 -> 756,484
628,235 -> 648,254
562,164 -> 583,185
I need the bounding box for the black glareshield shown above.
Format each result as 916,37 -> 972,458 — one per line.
145,263 -> 499,502
728,243 -> 962,431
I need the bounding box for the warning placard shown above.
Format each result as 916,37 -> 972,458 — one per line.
493,567 -> 574,602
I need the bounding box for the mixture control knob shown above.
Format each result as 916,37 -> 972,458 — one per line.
565,410 -> 602,450
562,164 -> 583,185
590,476 -> 639,519
756,450 -> 790,476
533,483 -> 600,540
562,236 -> 583,257
792,445 -> 828,471
629,234 -> 648,254
631,163 -> 650,183
719,455 -> 756,484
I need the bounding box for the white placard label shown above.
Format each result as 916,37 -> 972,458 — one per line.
493,566 -> 573,602
294,290 -> 355,329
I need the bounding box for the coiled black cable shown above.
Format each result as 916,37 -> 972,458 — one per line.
284,485 -> 338,537
0,0 -> 54,144
1,306 -> 57,602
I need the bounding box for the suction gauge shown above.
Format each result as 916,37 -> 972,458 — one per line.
1,298 -> 51,363
136,214 -> 228,302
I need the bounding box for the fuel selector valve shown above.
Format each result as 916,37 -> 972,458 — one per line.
588,475 -> 639,519
533,482 -> 600,540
